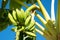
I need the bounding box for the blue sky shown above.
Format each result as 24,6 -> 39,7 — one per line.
0,0 -> 58,40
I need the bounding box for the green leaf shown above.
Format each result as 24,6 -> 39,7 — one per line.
0,22 -> 9,32
10,0 -> 21,9
0,9 -> 10,32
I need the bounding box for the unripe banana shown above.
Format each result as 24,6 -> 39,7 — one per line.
20,9 -> 26,20
27,19 -> 35,29
12,10 -> 17,21
26,11 -> 35,29
8,13 -> 17,25
20,9 -> 24,17
25,11 -> 30,18
16,9 -> 22,21
25,15 -> 31,25
25,31 -> 36,37
30,26 -> 35,31
16,9 -> 21,17
16,9 -> 27,26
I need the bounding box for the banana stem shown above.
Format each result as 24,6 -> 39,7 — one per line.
15,27 -> 24,40
25,4 -> 40,13
37,0 -> 50,21
15,0 -> 41,11
16,31 -> 20,40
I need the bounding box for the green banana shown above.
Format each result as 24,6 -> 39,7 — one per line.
12,10 -> 17,21
20,9 -> 24,18
25,31 -> 36,37
16,9 -> 22,21
16,9 -> 27,25
25,11 -> 30,18
20,9 -> 26,20
8,13 -> 17,25
25,15 -> 31,25
20,9 -> 30,20
30,26 -> 35,31
27,19 -> 35,29
16,9 -> 21,16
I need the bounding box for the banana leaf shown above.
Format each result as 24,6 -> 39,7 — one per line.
10,0 -> 21,9
0,22 -> 9,31
0,9 -> 11,32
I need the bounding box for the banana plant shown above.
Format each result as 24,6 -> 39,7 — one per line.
0,0 -> 59,40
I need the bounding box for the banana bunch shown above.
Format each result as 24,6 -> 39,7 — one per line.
8,9 -> 36,40
8,9 -> 27,26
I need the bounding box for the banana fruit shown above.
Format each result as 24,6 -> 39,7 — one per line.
30,26 -> 35,31
16,9 -> 21,21
16,9 -> 26,24
12,10 -> 17,21
20,9 -> 27,21
25,15 -> 31,25
8,13 -> 17,25
27,11 -> 35,29
27,19 -> 35,29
